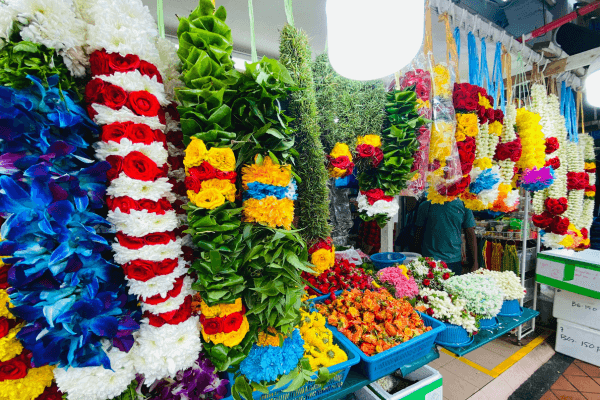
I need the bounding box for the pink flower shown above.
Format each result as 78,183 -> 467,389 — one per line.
378,267 -> 419,299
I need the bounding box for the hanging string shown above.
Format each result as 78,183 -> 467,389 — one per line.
503,46 -> 512,104
480,37 -> 491,95
248,0 -> 258,62
453,27 -> 460,64
157,0 -> 165,39
467,31 -> 479,86
492,42 -> 505,111
424,2 -> 433,56
560,80 -> 567,117
570,88 -> 578,141
284,0 -> 294,27
440,13 -> 459,81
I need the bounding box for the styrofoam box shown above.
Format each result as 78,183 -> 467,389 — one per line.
556,319 -> 600,367
553,289 -> 600,331
354,365 -> 443,400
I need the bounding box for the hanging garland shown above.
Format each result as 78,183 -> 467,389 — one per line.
580,133 -> 596,241
491,103 -> 521,213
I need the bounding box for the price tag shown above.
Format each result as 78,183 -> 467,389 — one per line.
571,267 -> 600,293
537,258 -> 565,281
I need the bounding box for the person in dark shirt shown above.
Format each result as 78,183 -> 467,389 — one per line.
413,198 -> 478,275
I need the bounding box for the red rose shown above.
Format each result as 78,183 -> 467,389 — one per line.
422,296 -> 429,303
166,102 -> 179,120
222,312 -> 244,333
168,156 -> 183,171
443,272 -> 450,280
427,261 -> 436,269
125,124 -> 156,145
189,162 -> 216,181
165,296 -> 192,325
158,108 -> 166,124
153,258 -> 179,275
168,130 -> 184,148
567,172 -> 588,191
0,264 -> 9,289
123,260 -> 156,282
426,308 -> 434,316
362,188 -> 393,205
105,155 -> 123,181
138,198 -> 172,214
108,196 -> 140,213
185,176 -> 202,192
145,276 -> 185,305
154,129 -> 167,146
122,151 -> 162,181
477,106 -> 488,124
102,84 -> 128,110
127,91 -> 160,117
330,156 -> 351,170
308,237 -> 333,254
87,105 -> 98,119
545,197 -> 568,216
116,232 -> 146,250
442,176 -> 471,197
215,170 -> 237,183
372,147 -> 384,168
550,216 -> 570,235
203,316 -> 223,335
89,50 -> 111,76
427,272 -> 434,279
0,357 -> 28,381
144,232 -> 176,246
423,279 -> 431,286
586,185 -> 596,193
37,384 -> 62,400
356,144 -> 375,159
495,139 -> 522,162
486,108 -> 495,121
101,122 -> 130,144
0,318 -> 9,339
108,53 -> 140,72
545,157 -> 561,170
494,109 -> 504,124
139,60 -> 163,83
545,137 -> 560,154
85,78 -> 106,103
532,211 -> 554,229
581,228 -> 589,239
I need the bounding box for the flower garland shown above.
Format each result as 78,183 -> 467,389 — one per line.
579,133 -> 596,241
327,143 -> 354,179
474,270 -> 525,301
308,237 -> 336,275
376,266 -> 419,299
443,274 -> 504,318
515,108 -> 547,180
562,139 -> 587,250
82,0 -> 201,388
492,103 -> 521,212
299,310 -> 347,371
406,257 -> 454,291
415,289 -> 478,335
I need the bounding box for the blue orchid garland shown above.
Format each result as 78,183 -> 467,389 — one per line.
0,75 -> 140,369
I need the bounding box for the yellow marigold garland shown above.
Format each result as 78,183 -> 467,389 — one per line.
242,157 -> 292,189
196,298 -> 250,347
184,137 -> 208,170
356,135 -> 381,148
243,197 -> 294,230
0,289 -> 13,319
515,108 -> 546,170
0,364 -> 54,400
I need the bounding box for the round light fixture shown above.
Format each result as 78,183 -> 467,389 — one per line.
585,57 -> 600,107
326,0 -> 425,81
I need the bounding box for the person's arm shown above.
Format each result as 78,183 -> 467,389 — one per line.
465,227 -> 478,271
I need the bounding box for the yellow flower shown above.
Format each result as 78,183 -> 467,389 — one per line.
202,179 -> 236,202
455,129 -> 466,142
242,157 -> 292,188
398,264 -> 410,280
184,137 -> 207,169
457,113 -> 478,128
206,147 -> 236,172
461,192 -> 489,211
417,99 -> 430,110
516,108 -> 545,170
0,365 -> 54,400
257,327 -> 284,347
584,162 -> 596,170
0,326 -> 23,362
310,248 -> 335,274
429,122 -> 454,162
191,188 -> 225,209
433,64 -> 451,97
427,187 -> 456,205
473,157 -> 492,170
199,300 -> 221,318
219,298 -> 243,315
329,167 -> 347,179
478,93 -> 492,109
243,197 -> 294,230
586,191 -> 595,198
560,235 -> 574,248
357,135 -> 382,148
0,290 -> 14,319
222,317 -> 250,347
489,121 -> 503,136
330,143 -> 352,160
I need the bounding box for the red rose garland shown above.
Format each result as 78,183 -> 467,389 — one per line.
86,50 -> 200,385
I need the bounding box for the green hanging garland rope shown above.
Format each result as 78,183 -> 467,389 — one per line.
284,0 -> 294,26
157,0 -> 165,38
248,0 -> 258,62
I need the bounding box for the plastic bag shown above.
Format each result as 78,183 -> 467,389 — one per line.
335,247 -> 363,265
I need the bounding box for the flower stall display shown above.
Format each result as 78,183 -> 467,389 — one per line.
427,63 -> 463,204
443,274 -> 504,319
474,270 -> 525,301
302,258 -> 372,296
492,103 -> 521,212
327,143 -> 354,179
299,310 -> 348,371
563,139 -> 589,250
316,289 -> 432,356
415,289 -> 478,335
515,108 -> 547,186
376,265 -> 419,299
406,258 -> 454,291
579,133 -> 596,241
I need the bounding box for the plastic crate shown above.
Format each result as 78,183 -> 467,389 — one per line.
434,323 -> 473,348
326,312 -> 445,381
498,299 -> 523,317
221,336 -> 360,400
308,290 -> 342,305
371,253 -> 406,270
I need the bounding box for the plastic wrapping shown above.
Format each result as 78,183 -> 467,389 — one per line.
328,180 -> 354,246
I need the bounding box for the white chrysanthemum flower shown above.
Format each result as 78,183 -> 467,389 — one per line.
54,345 -> 136,400
98,71 -> 168,106
475,270 -> 525,301
92,103 -> 165,131
107,175 -> 172,201
132,316 -> 201,386
127,259 -> 187,299
0,3 -> 17,43
113,238 -> 183,265
108,209 -> 179,237
407,259 -> 430,277
542,233 -> 569,249
141,276 -> 194,315
357,193 -> 399,219
505,189 -> 520,208
95,139 -> 168,166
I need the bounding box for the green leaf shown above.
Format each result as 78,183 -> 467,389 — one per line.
274,369 -> 298,389
284,372 -> 306,392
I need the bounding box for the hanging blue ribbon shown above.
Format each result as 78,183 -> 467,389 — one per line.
468,32 -> 480,86
453,27 -> 461,64
491,42 -> 505,112
480,38 -> 491,95
570,88 -> 578,142
560,81 -> 567,117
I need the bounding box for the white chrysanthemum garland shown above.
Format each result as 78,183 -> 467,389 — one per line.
579,133 -> 595,243
475,270 -> 526,301
2,0 -> 89,76
416,289 -> 479,334
54,1 -> 201,398
443,274 -> 504,319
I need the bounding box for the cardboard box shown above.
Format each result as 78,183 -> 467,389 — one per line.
553,289 -> 600,331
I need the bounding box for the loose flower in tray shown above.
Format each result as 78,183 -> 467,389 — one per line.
443,274 -> 504,318
406,257 -> 454,291
415,289 -> 479,335
316,289 -> 432,356
299,310 -> 348,371
475,270 -> 526,301
303,258 -> 372,295
375,265 -> 419,299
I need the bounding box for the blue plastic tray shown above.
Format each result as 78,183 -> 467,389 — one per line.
308,290 -> 342,305
434,322 -> 472,347
498,299 -> 523,317
326,311 -> 445,381
222,336 -> 360,400
371,252 -> 406,270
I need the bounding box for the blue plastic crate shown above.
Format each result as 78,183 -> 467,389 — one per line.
325,311 -> 445,381
308,290 -> 342,305
498,299 -> 523,317
371,252 -> 406,270
435,322 -> 474,348
479,317 -> 499,330
222,336 -> 360,400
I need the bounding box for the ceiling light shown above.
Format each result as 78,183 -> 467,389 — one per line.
585,57 -> 600,107
326,0 -> 425,81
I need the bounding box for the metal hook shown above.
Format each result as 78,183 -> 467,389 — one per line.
500,31 -> 506,45
508,39 -> 513,53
